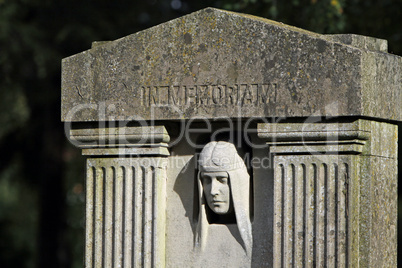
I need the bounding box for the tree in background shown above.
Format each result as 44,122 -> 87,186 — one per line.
0,0 -> 400,267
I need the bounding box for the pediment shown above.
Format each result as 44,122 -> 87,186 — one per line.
62,7 -> 401,122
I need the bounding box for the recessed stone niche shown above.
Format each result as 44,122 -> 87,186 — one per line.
62,7 -> 401,268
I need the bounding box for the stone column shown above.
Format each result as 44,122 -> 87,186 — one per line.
258,119 -> 397,267
70,126 -> 169,268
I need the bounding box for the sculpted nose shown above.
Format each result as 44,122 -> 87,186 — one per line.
210,179 -> 219,196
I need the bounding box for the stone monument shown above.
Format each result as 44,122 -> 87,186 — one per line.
62,7 -> 401,267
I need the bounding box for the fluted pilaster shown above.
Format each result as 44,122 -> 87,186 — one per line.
273,157 -> 351,267
71,126 -> 169,268
258,120 -> 397,267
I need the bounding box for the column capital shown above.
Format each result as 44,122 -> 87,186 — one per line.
70,125 -> 170,156
257,120 -> 371,155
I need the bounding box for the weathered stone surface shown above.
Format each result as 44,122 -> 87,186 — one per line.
324,34 -> 388,52
61,7 -> 402,122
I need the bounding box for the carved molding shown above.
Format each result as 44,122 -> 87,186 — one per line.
70,125 -> 170,156
257,121 -> 370,155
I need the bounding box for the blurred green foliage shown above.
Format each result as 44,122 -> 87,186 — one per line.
0,0 -> 400,267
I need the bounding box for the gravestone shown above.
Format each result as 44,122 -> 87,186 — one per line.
61,7 -> 401,267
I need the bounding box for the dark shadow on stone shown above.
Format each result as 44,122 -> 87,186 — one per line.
173,155 -> 197,236
250,133 -> 274,267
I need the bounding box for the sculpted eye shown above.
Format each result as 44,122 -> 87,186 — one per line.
218,177 -> 228,184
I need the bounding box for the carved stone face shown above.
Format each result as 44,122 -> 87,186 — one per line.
201,171 -> 232,214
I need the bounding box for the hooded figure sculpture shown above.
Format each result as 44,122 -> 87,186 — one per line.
195,141 -> 252,257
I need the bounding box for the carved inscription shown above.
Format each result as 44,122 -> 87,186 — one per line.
140,83 -> 277,106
